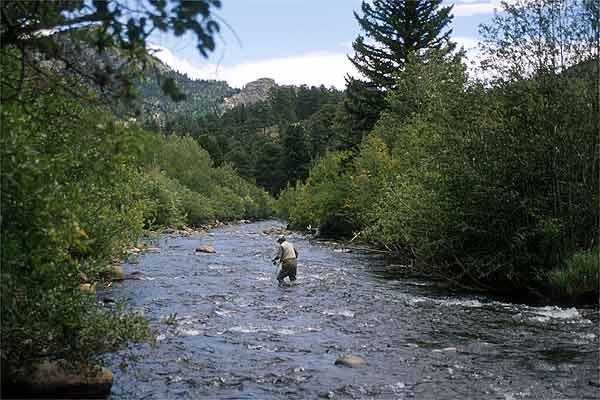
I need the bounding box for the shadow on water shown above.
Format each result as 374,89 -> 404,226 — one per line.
103,220 -> 600,400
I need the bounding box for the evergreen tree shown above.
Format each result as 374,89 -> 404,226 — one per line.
345,0 -> 455,133
350,0 -> 454,89
281,124 -> 311,184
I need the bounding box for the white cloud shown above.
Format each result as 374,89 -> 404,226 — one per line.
452,0 -> 517,17
149,44 -> 218,78
454,36 -> 484,76
453,3 -> 498,16
150,44 -> 356,89
454,36 -> 479,53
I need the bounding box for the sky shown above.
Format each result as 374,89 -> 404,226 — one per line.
149,0 -> 509,89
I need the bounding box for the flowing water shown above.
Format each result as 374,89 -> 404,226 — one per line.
104,220 -> 599,399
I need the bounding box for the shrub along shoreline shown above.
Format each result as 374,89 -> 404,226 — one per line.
277,52 -> 599,307
0,73 -> 275,393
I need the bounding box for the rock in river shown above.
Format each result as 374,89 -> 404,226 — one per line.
335,355 -> 365,368
79,283 -> 96,294
103,264 -> 125,281
4,360 -> 113,399
196,245 -> 216,254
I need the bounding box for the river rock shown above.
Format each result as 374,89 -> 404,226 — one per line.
104,264 -> 125,281
124,271 -> 144,280
5,361 -> 113,398
127,247 -> 141,255
334,355 -> 365,368
79,283 -> 96,294
79,271 -> 90,283
196,245 -> 216,254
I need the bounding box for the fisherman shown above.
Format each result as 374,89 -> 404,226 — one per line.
272,235 -> 298,286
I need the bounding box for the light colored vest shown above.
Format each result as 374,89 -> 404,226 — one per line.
280,241 -> 296,261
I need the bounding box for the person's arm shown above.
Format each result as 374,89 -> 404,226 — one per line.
272,246 -> 282,264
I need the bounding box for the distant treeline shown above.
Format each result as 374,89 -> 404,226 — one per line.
176,84 -> 347,194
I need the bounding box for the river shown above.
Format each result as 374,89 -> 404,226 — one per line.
103,220 -> 599,399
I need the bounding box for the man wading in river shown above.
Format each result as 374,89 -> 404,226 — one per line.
272,235 -> 298,286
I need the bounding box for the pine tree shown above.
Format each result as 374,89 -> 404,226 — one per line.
345,0 -> 455,134
350,0 -> 454,90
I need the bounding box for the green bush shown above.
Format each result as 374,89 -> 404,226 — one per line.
1,84 -> 149,373
135,134 -> 274,226
546,248 -> 599,301
140,169 -> 186,228
180,189 -> 215,226
211,187 -> 246,221
278,151 -> 351,235
282,48 -> 598,298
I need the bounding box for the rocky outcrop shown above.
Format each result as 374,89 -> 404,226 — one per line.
223,78 -> 276,110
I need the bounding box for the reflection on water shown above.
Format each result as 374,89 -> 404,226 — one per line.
104,220 -> 599,400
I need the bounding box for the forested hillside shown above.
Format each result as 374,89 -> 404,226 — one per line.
137,67 -> 237,132
174,83 -> 346,194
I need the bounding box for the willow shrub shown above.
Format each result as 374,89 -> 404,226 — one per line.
136,133 -> 274,226
284,50 -> 598,298
546,248 -> 600,303
278,151 -> 351,236
140,168 -> 187,228
1,89 -> 149,373
368,53 -> 598,293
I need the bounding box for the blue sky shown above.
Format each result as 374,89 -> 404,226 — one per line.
150,0 -> 508,88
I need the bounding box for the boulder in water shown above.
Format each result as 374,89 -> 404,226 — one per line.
103,264 -> 125,281
196,245 -> 216,254
79,283 -> 96,294
124,271 -> 144,280
5,360 -> 113,399
334,354 -> 365,368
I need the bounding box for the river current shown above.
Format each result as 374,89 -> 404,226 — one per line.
104,220 -> 599,400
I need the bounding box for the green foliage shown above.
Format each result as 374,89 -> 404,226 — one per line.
134,132 -> 274,226
350,0 -> 455,89
281,0 -> 598,301
1,82 -> 149,372
180,189 -> 216,226
0,47 -> 273,378
546,248 -> 599,301
189,84 -> 345,194
345,0 -> 456,135
278,151 -> 352,235
140,169 -> 187,228
139,69 -> 237,132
